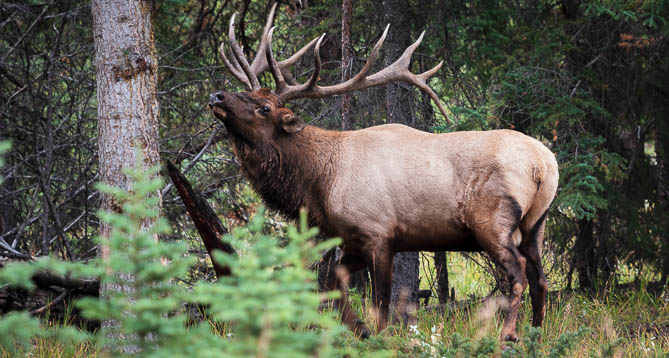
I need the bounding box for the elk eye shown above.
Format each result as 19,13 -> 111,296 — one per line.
260,106 -> 270,114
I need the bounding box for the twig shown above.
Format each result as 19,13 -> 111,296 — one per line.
30,289 -> 68,315
0,177 -> 99,244
3,0 -> 56,60
162,125 -> 220,197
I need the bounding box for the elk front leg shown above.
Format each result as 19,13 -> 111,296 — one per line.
322,253 -> 370,338
362,243 -> 394,334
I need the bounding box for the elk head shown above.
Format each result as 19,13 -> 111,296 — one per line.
208,2 -> 450,146
209,88 -> 305,145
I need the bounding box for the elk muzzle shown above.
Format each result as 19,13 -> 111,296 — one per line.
208,91 -> 228,120
209,91 -> 225,107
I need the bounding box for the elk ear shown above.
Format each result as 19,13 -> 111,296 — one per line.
280,113 -> 306,133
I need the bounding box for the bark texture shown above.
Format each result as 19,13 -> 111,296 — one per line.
433,251 -> 449,304
338,0 -> 370,294
573,219 -> 595,290
91,0 -> 160,350
383,0 -> 416,127
382,0 -> 420,321
656,104 -> 669,283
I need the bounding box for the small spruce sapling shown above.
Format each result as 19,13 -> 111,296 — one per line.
75,150 -> 196,354
189,208 -> 347,358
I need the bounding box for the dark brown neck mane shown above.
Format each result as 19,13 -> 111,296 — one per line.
230,125 -> 342,229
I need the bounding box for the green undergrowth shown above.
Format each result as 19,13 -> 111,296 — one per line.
419,252 -> 496,300
340,285 -> 668,357
11,286 -> 666,357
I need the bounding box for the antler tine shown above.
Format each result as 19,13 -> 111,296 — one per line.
266,25 -> 327,100
368,30 -> 450,121
221,2 -> 322,89
301,34 -> 325,89
250,2 -> 319,85
277,37 -> 320,85
228,13 -> 261,90
266,27 -> 288,93
250,2 -> 277,75
352,24 -> 389,82
278,37 -> 320,68
219,42 -> 252,89
411,61 -> 449,121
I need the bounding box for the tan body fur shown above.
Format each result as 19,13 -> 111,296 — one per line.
327,125 -> 557,253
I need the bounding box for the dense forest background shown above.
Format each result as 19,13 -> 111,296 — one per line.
1,0 -> 667,314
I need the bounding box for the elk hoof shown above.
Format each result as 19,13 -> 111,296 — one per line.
354,319 -> 371,339
504,334 -> 519,342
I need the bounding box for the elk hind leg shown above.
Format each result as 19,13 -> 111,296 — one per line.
361,242 -> 394,334
323,253 -> 370,338
519,211 -> 549,327
475,227 -> 528,342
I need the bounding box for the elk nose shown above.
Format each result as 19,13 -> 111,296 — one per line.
208,92 -> 225,106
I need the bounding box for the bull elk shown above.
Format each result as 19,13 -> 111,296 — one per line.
208,3 -> 558,343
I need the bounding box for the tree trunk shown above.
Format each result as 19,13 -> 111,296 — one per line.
337,0 -> 370,295
573,218 -> 595,291
390,251 -> 419,323
341,0 -> 354,130
166,160 -> 236,278
433,251 -> 449,304
383,0 -> 415,127
655,103 -> 669,283
91,0 -> 160,352
382,0 -> 420,322
561,0 -> 582,19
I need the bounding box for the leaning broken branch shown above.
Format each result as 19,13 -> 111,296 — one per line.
166,160 -> 236,278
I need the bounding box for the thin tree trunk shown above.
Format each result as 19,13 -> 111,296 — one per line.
655,107 -> 669,283
390,252 -> 419,323
574,218 -> 595,291
91,0 -> 160,352
383,0 -> 415,127
382,0 -> 420,323
341,0 -> 354,130
338,0 -> 369,296
433,251 -> 449,304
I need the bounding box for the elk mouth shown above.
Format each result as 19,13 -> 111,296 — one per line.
208,92 -> 233,121
210,104 -> 231,121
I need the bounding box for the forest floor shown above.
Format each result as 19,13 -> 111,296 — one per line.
330,253 -> 669,357
12,253 -> 669,357
336,283 -> 668,357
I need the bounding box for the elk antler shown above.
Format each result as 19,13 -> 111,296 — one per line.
219,2 -> 319,91
265,25 -> 450,122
